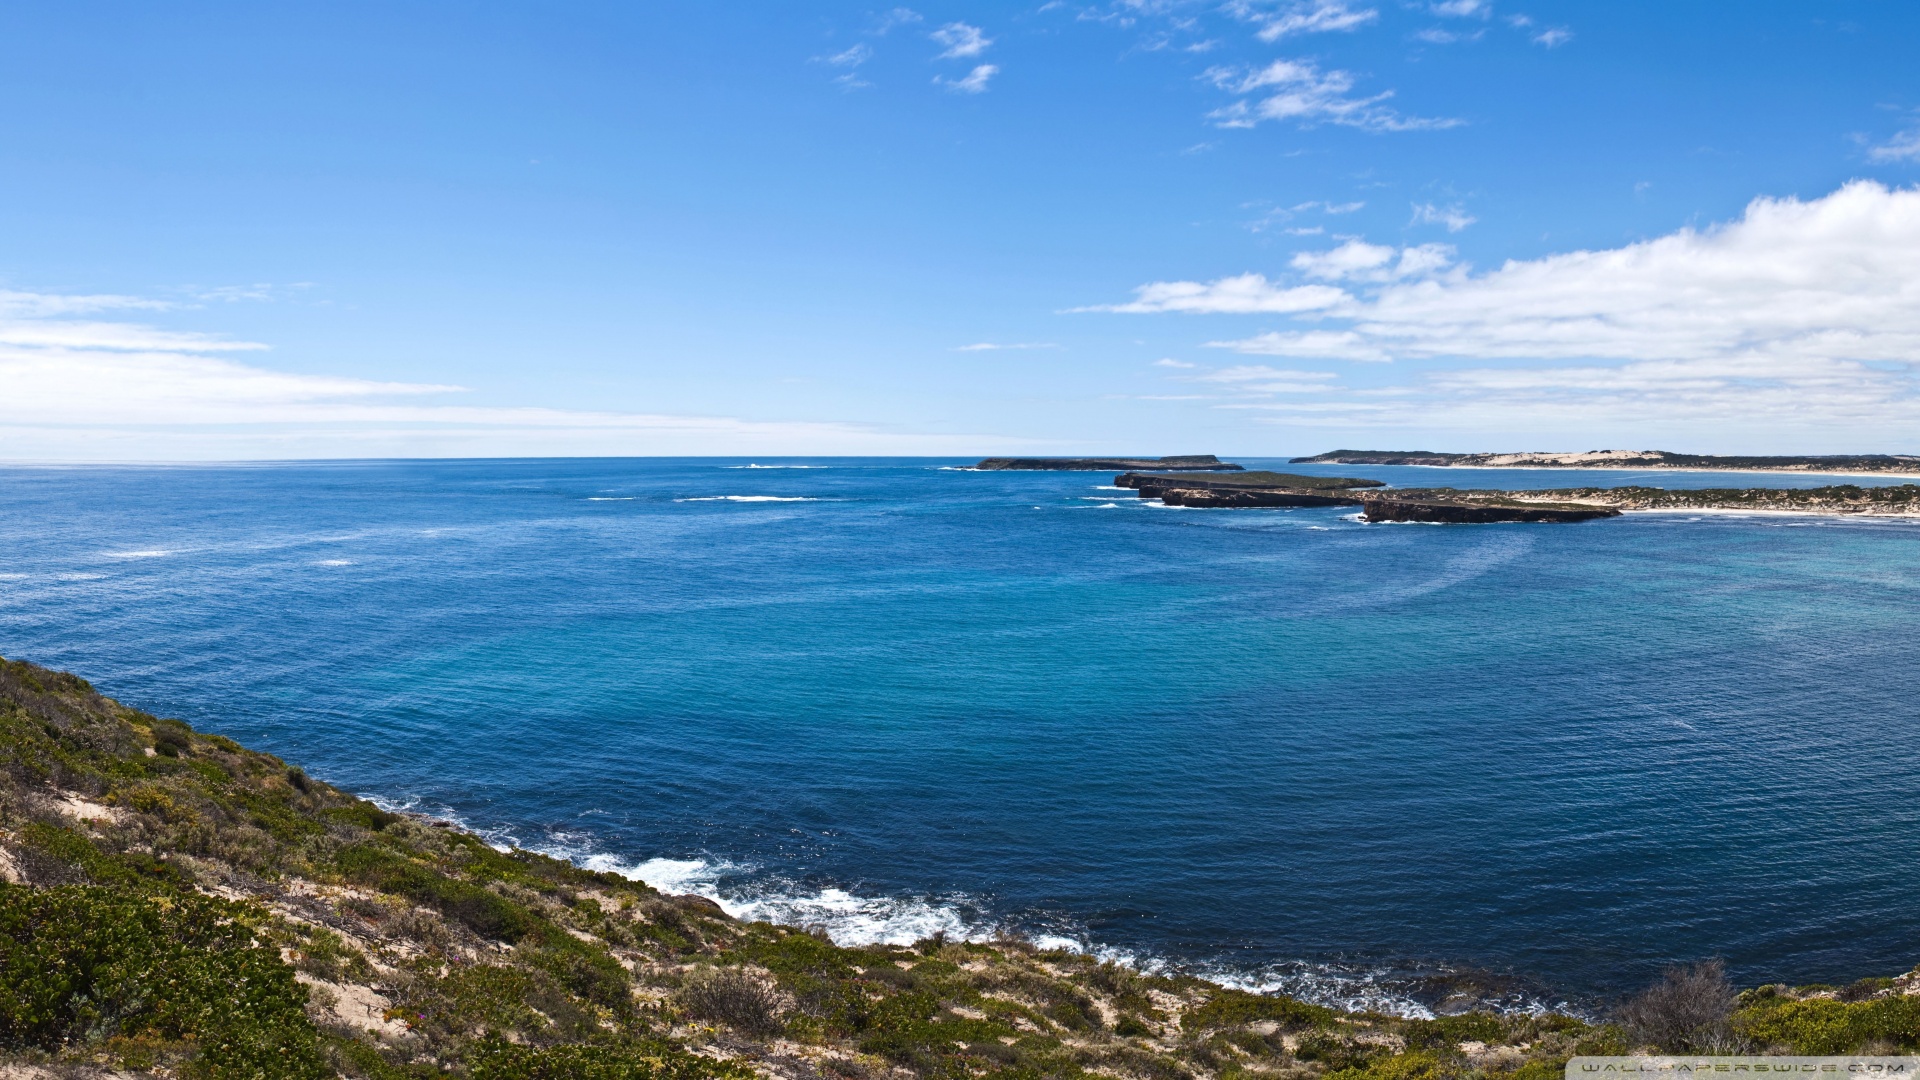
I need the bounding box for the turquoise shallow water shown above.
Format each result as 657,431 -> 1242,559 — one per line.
2,458 -> 1918,1013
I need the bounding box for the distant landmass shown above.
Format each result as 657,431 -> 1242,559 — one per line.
1115,470 -> 1920,523
1292,449 -> 1920,473
973,454 -> 1242,471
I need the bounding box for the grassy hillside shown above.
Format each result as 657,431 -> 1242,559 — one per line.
2,655 -> 1916,1079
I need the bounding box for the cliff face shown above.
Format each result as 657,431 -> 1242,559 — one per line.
1359,498 -> 1620,523
4,656 -> 1920,1079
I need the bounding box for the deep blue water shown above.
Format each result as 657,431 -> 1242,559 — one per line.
3,458 -> 1919,1013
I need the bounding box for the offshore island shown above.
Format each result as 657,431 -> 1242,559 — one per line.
6,654 -> 1920,1078
1115,471 -> 1920,522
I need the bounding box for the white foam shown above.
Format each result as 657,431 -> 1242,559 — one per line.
586,497 -> 636,501
315,559 -> 353,567
726,465 -> 830,469
0,572 -> 27,579
349,794 -> 1566,1019
677,496 -> 819,503
104,549 -> 172,559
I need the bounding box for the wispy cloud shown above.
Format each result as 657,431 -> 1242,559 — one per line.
1870,123 -> 1920,163
1531,27 -> 1572,46
1153,358 -> 1196,367
1078,273 -> 1347,314
814,43 -> 876,88
1225,1 -> 1378,42
955,341 -> 1061,351
1430,0 -> 1489,16
931,22 -> 992,58
1411,201 -> 1476,231
875,8 -> 923,33
1205,59 -> 1461,132
0,288 -> 1011,458
1194,364 -> 1342,392
825,44 -> 872,66
936,64 -> 999,93
1415,27 -> 1482,44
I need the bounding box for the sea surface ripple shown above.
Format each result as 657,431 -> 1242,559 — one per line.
2,458 -> 1918,1014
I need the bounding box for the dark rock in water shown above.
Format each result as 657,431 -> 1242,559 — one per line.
975,455 -> 1242,471
1116,470 -> 1382,499
1156,487 -> 1362,508
1361,497 -> 1620,523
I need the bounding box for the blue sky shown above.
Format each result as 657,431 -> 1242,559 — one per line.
2,1 -> 1918,458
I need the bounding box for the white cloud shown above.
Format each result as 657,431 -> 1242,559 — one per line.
1411,201 -> 1476,231
1205,59 -> 1461,132
1415,27 -> 1483,43
1870,125 -> 1920,163
935,64 -> 999,93
1107,183 -> 1920,441
0,289 -> 1013,459
825,44 -> 872,66
1153,358 -> 1197,367
876,8 -> 923,33
931,22 -> 992,58
1209,330 -> 1393,362
955,341 -> 1060,351
1532,27 -> 1571,46
1078,272 -> 1347,314
1225,1 -> 1378,42
1290,238 -> 1455,280
1430,0 -> 1489,16
1195,365 -> 1342,391
818,43 -> 875,88
0,289 -> 172,317
1290,199 -> 1365,214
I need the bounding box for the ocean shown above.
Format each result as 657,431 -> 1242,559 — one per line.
2,457 -> 1917,1015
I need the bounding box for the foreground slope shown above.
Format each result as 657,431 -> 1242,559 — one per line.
3,655 -> 1918,1079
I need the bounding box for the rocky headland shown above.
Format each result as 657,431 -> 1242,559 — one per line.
7,654 -> 1920,1079
1113,472 -> 1920,522
973,456 -> 1243,472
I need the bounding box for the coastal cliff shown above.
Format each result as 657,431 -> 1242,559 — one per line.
5,655 -> 1920,1079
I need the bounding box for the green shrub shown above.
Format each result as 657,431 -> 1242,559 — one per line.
327,801 -> 402,832
1326,1051 -> 1456,1080
1734,996 -> 1920,1053
1182,988 -> 1336,1032
1404,1012 -> 1507,1050
464,1036 -> 757,1080
152,718 -> 194,757
0,884 -> 326,1079
336,843 -> 538,941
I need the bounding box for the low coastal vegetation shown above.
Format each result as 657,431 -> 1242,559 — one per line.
4,655 -> 1919,1079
